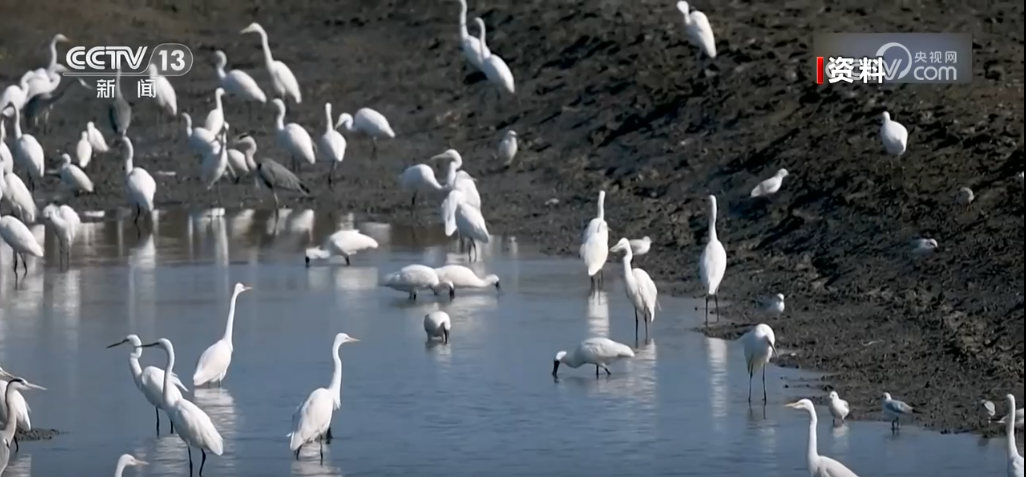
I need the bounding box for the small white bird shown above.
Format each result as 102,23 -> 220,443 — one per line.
400,164 -> 447,211
828,391 -> 850,424
41,204 -> 80,268
580,190 -> 609,291
106,334 -> 188,435
628,236 -> 651,256
336,108 -> 395,159
0,215 -> 43,277
318,103 -> 348,187
676,1 -> 717,59
305,229 -> 378,267
59,153 -> 93,194
699,195 -> 727,324
193,283 -> 253,387
910,238 -> 939,255
880,111 -> 908,156
148,63 -> 178,118
610,237 -> 659,342
433,264 -> 500,293
381,264 -> 455,300
786,399 -> 863,477
882,392 -> 916,431
272,99 -> 315,172
741,324 -> 776,403
751,169 -> 789,198
116,138 -> 156,226
2,171 -> 38,224
981,400 -> 997,420
955,187 -> 974,206
241,22 -> 302,104
473,17 -> 515,95
113,454 -> 148,477
86,121 -> 110,154
758,293 -> 786,316
424,311 -> 451,344
288,333 -> 359,461
203,88 -> 226,137
552,337 -> 635,378
74,130 -> 92,168
497,130 -> 518,166
213,50 -> 267,105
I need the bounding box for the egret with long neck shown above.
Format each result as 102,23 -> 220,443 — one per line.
192,283 -> 253,387
288,333 -> 360,462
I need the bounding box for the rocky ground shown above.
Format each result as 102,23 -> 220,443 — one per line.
1,0 -> 1022,435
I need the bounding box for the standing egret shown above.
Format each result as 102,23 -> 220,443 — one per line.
629,236 -> 651,256
751,169 -> 789,198
741,324 -> 776,403
225,140 -> 251,183
0,377 -> 45,474
7,104 -> 44,191
59,153 -> 94,194
106,334 -> 188,435
880,112 -> 908,156
381,264 -> 456,300
699,195 -> 727,324
336,108 -> 394,159
201,123 -> 230,204
1005,394 -> 1024,477
882,392 -> 916,431
148,64 -> 178,122
0,119 -> 12,175
424,312 -> 451,344
113,454 -> 148,477
108,67 -> 132,137
580,190 -> 609,291
272,99 -> 315,172
75,130 -> 92,168
115,137 -> 156,226
182,112 -> 217,157
288,333 -> 359,462
87,121 -> 110,153
786,399 -> 862,477
0,215 -> 43,278
234,134 -> 309,210
2,171 -> 38,224
473,18 -> 515,96
452,190 -> 490,261
193,283 -> 253,387
496,130 -> 518,167
318,103 -> 347,187
305,229 -> 378,267
676,2 -> 717,59
240,22 -> 302,104
432,149 -> 481,208
610,237 -> 659,341
434,264 -> 500,293
0,379 -> 32,452
22,71 -> 86,134
400,163 -> 447,212
141,339 -> 223,476
828,391 -> 850,424
204,88 -> 226,137
41,204 -> 80,268
457,0 -> 487,70
214,50 -> 267,105
552,338 -> 635,378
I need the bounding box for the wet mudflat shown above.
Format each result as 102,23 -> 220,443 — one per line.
0,209 -> 1016,476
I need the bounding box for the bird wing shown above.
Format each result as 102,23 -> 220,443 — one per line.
358,109 -> 395,138
579,227 -> 609,276
192,341 -> 232,387
455,203 -> 490,243
272,61 -> 302,103
1011,455 -> 1024,477
440,192 -> 460,237
582,217 -> 605,241
819,456 -> 861,477
454,178 -> 482,208
289,388 -> 333,450
67,165 -> 94,192
156,77 -> 178,115
226,70 -> 267,102
174,399 -> 224,455
259,159 -> 309,194
284,124 -> 316,162
699,242 -> 726,292
632,268 -> 658,318
886,399 -> 914,415
331,231 -> 378,254
688,12 -> 717,58
318,132 -> 347,162
580,338 -> 634,360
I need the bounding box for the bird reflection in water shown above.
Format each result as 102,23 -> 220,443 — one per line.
193,388 -> 237,440
290,445 -> 344,477
586,290 -> 609,338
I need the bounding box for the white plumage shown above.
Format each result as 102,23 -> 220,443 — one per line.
381,264 -> 455,300
996,407 -> 1023,428
453,191 -> 490,261
305,230 -> 378,266
272,99 -> 315,169
3,172 -> 38,224
0,380 -> 31,444
828,391 -> 850,423
880,111 -> 908,156
203,88 -> 226,137
318,103 -> 348,185
741,324 -> 776,403
881,392 -> 916,430
113,454 -> 148,477
1005,395 -> 1024,477
400,164 -> 447,210
434,264 -> 500,292
910,238 -> 939,255
107,334 -> 188,435
628,236 -> 651,256
9,105 -> 44,188
148,64 -> 178,117
677,1 -> 717,59
241,23 -> 302,104
610,237 -> 658,341
0,215 -> 43,259
75,131 -> 93,168
552,338 -> 635,377
787,399 -> 862,477
473,17 -> 515,95
42,204 -> 80,266
0,121 -> 12,175
497,130 -> 518,166
182,112 -> 217,157
118,138 -> 157,222
193,283 -> 252,387
201,124 -> 230,195
214,50 -> 267,104
580,190 -> 609,290
424,311 -> 452,344
457,0 -> 488,70
87,121 -> 110,153
337,108 -> 395,158
288,333 -> 359,460
751,169 -> 789,197
699,195 -> 727,324
59,153 -> 93,194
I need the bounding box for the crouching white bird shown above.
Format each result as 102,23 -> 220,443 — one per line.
882,392 -> 916,431
305,229 -> 378,267
828,391 -> 850,424
676,1 -> 717,59
288,333 -> 359,462
381,264 -> 455,301
910,238 -> 939,255
59,153 -> 93,194
192,283 -> 253,387
433,264 -> 500,293
336,107 -> 395,158
552,337 -> 635,378
424,311 -> 451,344
610,237 -> 658,342
741,324 -> 776,403
751,169 -> 789,198
496,130 -> 518,166
880,111 -> 908,156
786,399 -> 863,477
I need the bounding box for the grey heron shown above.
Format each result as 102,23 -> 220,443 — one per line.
108,67 -> 132,138
233,134 -> 310,212
24,74 -> 87,134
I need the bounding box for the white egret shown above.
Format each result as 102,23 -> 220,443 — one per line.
113,454 -> 148,477
214,50 -> 267,105
272,98 -> 315,172
699,195 -> 727,324
288,333 -> 359,462
87,121 -> 110,153
758,293 -> 786,316
451,190 -> 490,261
41,204 -> 79,268
182,112 -> 217,157
676,1 -> 716,59
982,400 -> 998,420
305,229 -> 378,267
910,238 -> 938,255
0,73 -> 33,118
399,164 -> 447,211
610,237 -> 659,341
2,171 -> 38,224
381,264 -> 456,300
880,111 -> 908,156
828,391 -> 850,424
0,120 -> 13,175
552,337 -> 635,378
7,104 -> 44,190
1005,395 -> 1024,477
432,149 -> 481,208
0,379 -> 31,452
106,334 -> 188,435
240,22 -> 302,104
336,108 -> 395,158
434,264 -> 500,293
881,392 -> 916,431
75,130 -> 92,168
193,283 -> 253,388
0,377 -> 45,473
424,312 -> 451,344
116,138 -> 157,226
751,169 -> 789,198
141,338 -> 224,476
318,103 -> 347,187
473,17 -> 515,95
225,140 -> 251,183
956,187 -> 974,206
580,190 -> 609,291
148,64 -> 178,118
204,88 -> 226,137
497,130 -> 517,166
741,323 -> 776,403
201,123 -> 230,203
0,215 -> 43,277
629,236 -> 651,256
457,0 -> 487,70
786,399 -> 862,477
59,153 -> 94,194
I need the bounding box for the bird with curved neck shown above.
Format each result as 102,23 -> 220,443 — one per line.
610,237 -> 658,342
106,334 -> 188,435
786,399 -> 861,477
240,22 -> 302,105
457,0 -> 487,70
580,190 -> 609,292
113,454 -> 147,477
699,195 -> 727,325
289,333 -> 360,462
0,375 -> 45,473
193,283 -> 253,387
1006,394 -> 1024,477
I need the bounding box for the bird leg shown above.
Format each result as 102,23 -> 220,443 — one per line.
634,310 -> 639,342
714,295 -> 720,322
13,436 -> 18,452
344,256 -> 351,266
188,448 -> 194,475
200,449 -> 208,476
595,364 -> 601,378
748,372 -> 754,403
19,253 -> 28,277
644,316 -> 650,340
215,181 -> 222,205
325,427 -> 333,443
319,437 -> 325,464
604,366 -> 612,376
762,366 -> 768,402
410,193 -> 417,213
170,418 -> 175,434
133,205 -> 142,226
371,138 -> 378,160
272,192 -> 281,212
12,250 -> 18,276
328,161 -> 337,190
704,296 -> 710,325
155,407 -> 160,435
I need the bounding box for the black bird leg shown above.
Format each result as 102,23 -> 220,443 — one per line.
199,449 -> 208,476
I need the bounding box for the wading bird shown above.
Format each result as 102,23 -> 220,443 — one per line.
786,399 -> 862,477
552,338 -> 635,378
0,215 -> 43,278
473,18 -> 515,96
0,377 -> 45,474
318,103 -> 347,187
141,338 -> 223,476
676,2 -> 716,59
381,264 -> 456,300
2,169 -> 38,224
699,195 -> 726,324
496,130 -> 517,167
201,123 -> 230,204
193,283 -> 253,387
880,111 -> 908,156
336,107 -> 394,159
6,104 -> 44,191
113,454 -> 148,477
0,378 -> 32,452
433,264 -> 500,293
881,392 -> 916,431
116,137 -> 156,226
451,190 -> 490,261
59,153 -> 93,194
106,334 -> 188,435
75,130 -> 92,168
288,333 -> 359,462
240,23 -> 301,104
148,64 -> 178,123
580,190 -> 609,292
741,324 -> 776,403
182,112 -> 217,157
610,237 -> 658,342
828,391 -> 850,424
41,204 -> 80,268
305,229 -> 378,267
234,134 -> 309,210
400,162 -> 448,212
272,99 -> 315,172
214,50 -> 267,106
108,67 -> 132,137
203,88 -> 226,138
424,312 -> 451,344
751,169 -> 789,198
1005,394 -> 1023,477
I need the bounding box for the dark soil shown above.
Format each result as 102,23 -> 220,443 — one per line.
1,0 -> 1022,436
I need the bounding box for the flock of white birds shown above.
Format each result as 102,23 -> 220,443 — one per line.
0,1 -> 1022,477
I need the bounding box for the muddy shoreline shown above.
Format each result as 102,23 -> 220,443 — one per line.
2,0 -> 1022,436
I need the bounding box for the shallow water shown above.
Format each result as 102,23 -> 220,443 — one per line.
0,209 -> 1015,476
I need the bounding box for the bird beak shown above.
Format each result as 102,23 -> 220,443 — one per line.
243,286 -> 254,292
140,342 -> 160,348
25,382 -> 47,391
348,338 -> 361,343
785,402 -> 800,409
136,460 -> 149,466
106,338 -> 130,349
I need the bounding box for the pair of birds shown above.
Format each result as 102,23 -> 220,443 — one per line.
381,263 -> 502,300
457,2 -> 515,95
